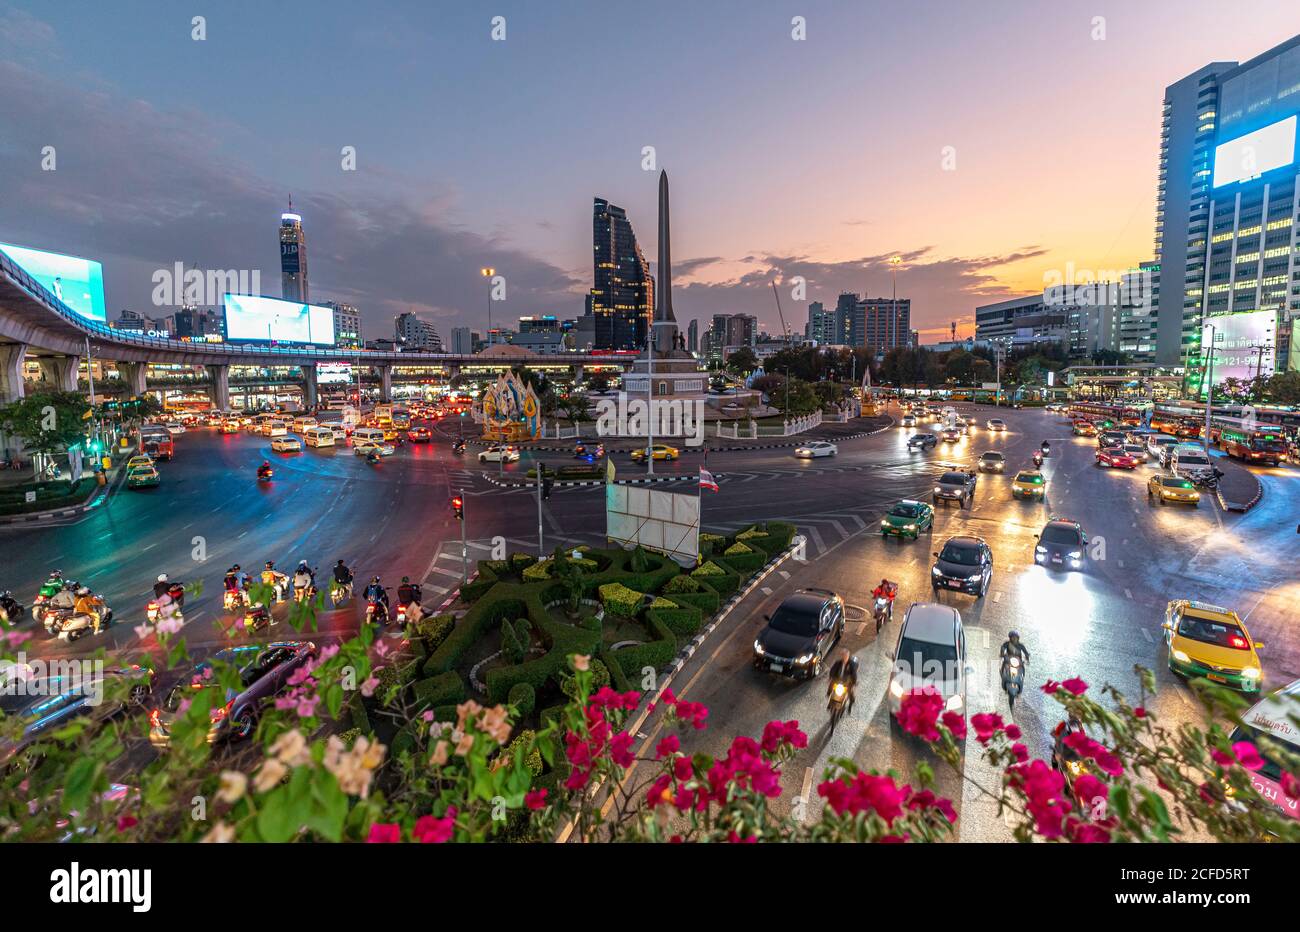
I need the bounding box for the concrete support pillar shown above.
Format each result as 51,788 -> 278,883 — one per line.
118,361 -> 149,396
377,365 -> 392,402
301,363 -> 319,409
38,355 -> 81,392
572,364 -> 585,383
0,343 -> 28,403
206,364 -> 231,411
446,363 -> 461,381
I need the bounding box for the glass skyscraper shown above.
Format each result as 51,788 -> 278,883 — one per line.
280,199 -> 309,304
588,198 -> 654,350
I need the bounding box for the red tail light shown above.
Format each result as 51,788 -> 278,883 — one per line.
149,709 -> 161,727
211,700 -> 233,723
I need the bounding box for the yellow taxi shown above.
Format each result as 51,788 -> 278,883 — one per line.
381,426 -> 400,441
1147,474 -> 1200,506
1011,469 -> 1046,500
630,443 -> 680,462
219,420 -> 240,434
1163,600 -> 1263,693
126,454 -> 155,470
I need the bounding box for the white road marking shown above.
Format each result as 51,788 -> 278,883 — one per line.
992,591 -> 1001,603
1124,588 -> 1133,600
760,586 -> 772,596
1141,627 -> 1152,642
799,767 -> 814,822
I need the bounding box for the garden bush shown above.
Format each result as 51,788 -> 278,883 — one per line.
663,573 -> 702,594
724,541 -> 754,556
412,613 -> 455,653
558,658 -> 610,700
507,682 -> 536,718
509,553 -> 537,574
647,595 -> 678,609
608,612 -> 676,679
668,589 -> 720,615
600,648 -> 632,692
502,729 -> 544,777
736,527 -> 769,541
598,582 -> 645,617
411,670 -> 467,709
696,568 -> 741,598
719,549 -> 766,575
424,595 -> 526,676
699,532 -> 726,555
648,603 -> 704,637
691,560 -> 726,577
375,656 -> 421,706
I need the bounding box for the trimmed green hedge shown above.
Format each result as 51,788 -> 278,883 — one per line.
598,582 -> 644,617
411,670 -> 467,709
508,682 -> 536,718
423,595 -> 525,676
600,648 -> 632,692
346,691 -> 372,734
668,589 -> 720,615
648,603 -> 704,637
608,611 -> 676,679
412,613 -> 455,653
697,569 -> 741,598
718,550 -> 765,575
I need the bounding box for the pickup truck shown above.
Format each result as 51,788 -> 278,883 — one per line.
933,470 -> 977,508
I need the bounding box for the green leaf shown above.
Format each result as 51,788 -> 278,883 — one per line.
63,756 -> 101,815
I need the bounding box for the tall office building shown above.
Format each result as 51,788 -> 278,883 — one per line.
450,326 -> 474,355
806,301 -> 835,344
321,302 -> 361,348
1119,262 -> 1160,363
588,198 -> 654,350
395,312 -> 442,350
833,293 -> 861,345
1162,35 -> 1300,380
860,297 -> 912,351
687,318 -> 699,354
279,198 -> 309,304
518,315 -> 560,333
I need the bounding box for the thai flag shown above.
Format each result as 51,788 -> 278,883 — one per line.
699,466 -> 718,492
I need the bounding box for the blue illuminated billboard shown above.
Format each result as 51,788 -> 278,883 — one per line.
223,294 -> 336,346
0,242 -> 107,323
1213,115 -> 1297,188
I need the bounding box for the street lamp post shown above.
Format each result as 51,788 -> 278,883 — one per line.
480,267 -> 495,345
1202,324 -> 1216,456
889,255 -> 902,353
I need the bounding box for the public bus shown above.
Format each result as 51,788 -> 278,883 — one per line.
1210,418 -> 1288,465
1066,402 -> 1143,428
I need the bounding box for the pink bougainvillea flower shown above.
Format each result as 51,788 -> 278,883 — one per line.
1210,747 -> 1237,768
1061,677 -> 1088,696
655,735 -> 680,759
524,788 -> 548,810
1004,723 -> 1022,740
646,774 -> 674,809
761,719 -> 807,753
727,830 -> 757,844
673,756 -> 693,781
896,688 -> 944,741
1041,679 -> 1061,694
1008,759 -> 1071,840
941,711 -> 967,740
413,809 -> 457,844
1066,816 -> 1113,844
1073,773 -> 1109,807
610,731 -> 636,768
366,823 -> 401,843
1133,707 -> 1147,719
1232,742 -> 1265,772
1011,743 -> 1029,763
1281,772 -> 1300,799
116,815 -> 138,832
818,772 -> 907,823
970,712 -> 1005,744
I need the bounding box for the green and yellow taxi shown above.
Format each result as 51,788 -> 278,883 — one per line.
880,499 -> 934,539
126,454 -> 154,470
126,464 -> 161,489
1163,600 -> 1263,693
1148,474 -> 1200,506
1011,470 -> 1046,500
630,443 -> 680,462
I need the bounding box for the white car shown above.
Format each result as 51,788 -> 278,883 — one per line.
794,441 -> 837,459
479,446 -> 520,463
888,603 -> 967,718
986,419 -> 1006,431
353,441 -> 395,457
900,415 -> 917,427
164,422 -> 185,435
270,436 -> 302,453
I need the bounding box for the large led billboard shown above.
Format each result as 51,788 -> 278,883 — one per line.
1200,310 -> 1275,395
223,294 -> 335,346
0,242 -> 107,323
1212,115 -> 1297,188
317,362 -> 352,384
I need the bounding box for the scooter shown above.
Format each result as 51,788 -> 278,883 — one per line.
1001,655 -> 1025,709
42,605 -> 75,636
365,595 -> 389,627
1040,441 -> 1051,457
452,441 -> 466,455
33,574 -> 64,612
827,679 -> 850,733
257,466 -> 273,483
872,595 -> 892,634
57,604 -> 115,642
145,584 -> 185,624
330,582 -> 352,607
223,587 -> 249,612
293,575 -> 318,604
1032,451 -> 1044,468
243,602 -> 272,634
0,590 -> 26,624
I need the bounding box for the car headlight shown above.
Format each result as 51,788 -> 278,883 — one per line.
903,524 -> 915,530
889,679 -> 905,698
753,639 -> 765,655
966,573 -> 982,582
881,519 -> 888,527
945,694 -> 964,712
1172,649 -> 1191,663
795,653 -> 814,666
1069,551 -> 1083,560
1241,667 -> 1260,680
1035,545 -> 1047,554
934,487 -> 943,494
932,566 -> 943,576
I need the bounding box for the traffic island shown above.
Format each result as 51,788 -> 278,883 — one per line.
1214,457 -> 1264,512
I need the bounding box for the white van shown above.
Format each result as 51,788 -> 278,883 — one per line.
267,420 -> 288,438
1230,679 -> 1300,822
1170,445 -> 1214,480
303,425 -> 335,448
1146,433 -> 1179,462
351,427 -> 386,446
329,425 -> 349,443
292,416 -> 318,433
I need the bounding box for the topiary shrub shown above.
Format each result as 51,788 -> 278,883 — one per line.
509,552 -> 537,574
507,682 -> 536,718
663,573 -> 702,594
630,544 -> 650,573
413,613 -> 455,653
696,568 -> 741,598
375,656 -> 421,706
719,549 -> 766,575
608,613 -> 676,679
558,658 -> 610,700
669,589 -> 720,615
648,603 -> 704,637
647,595 -> 678,609
736,526 -> 769,541
501,618 -> 528,664
522,559 -> 552,582
502,729 -> 543,777
412,670 -> 467,709
724,541 -> 754,555
598,582 -> 645,617
699,533 -> 726,555
691,560 -> 726,576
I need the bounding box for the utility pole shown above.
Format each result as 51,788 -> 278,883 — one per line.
457,493 -> 468,584
1202,325 -> 1216,456
536,461 -> 545,557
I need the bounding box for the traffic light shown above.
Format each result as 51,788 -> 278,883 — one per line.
451,496 -> 464,521
542,476 -> 553,501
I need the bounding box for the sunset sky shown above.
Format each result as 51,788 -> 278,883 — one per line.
3,1 -> 1299,341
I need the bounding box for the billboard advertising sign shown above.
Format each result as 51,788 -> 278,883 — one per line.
606,484 -> 699,566
318,363 -> 352,384
1201,310 -> 1275,395
0,242 -> 107,323
281,242 -> 300,274
1213,115 -> 1297,188
223,294 -> 335,346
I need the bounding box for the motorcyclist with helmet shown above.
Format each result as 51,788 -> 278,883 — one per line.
396,575 -> 423,624
363,575 -> 389,624
257,460 -> 273,480
73,586 -> 105,634
292,561 -> 316,602
826,648 -> 860,714
332,559 -> 354,601
261,561 -> 288,603
1000,630 -> 1030,664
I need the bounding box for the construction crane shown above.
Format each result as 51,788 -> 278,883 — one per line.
770,281 -> 791,344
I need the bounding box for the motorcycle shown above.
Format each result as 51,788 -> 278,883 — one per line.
1001,654 -> 1025,709
42,605 -> 75,636
330,581 -> 352,607
57,603 -> 115,642
33,574 -> 64,611
366,452 -> 381,466
243,603 -> 272,634
223,587 -> 249,612
293,573 -> 318,604
1040,441 -> 1051,456
0,590 -> 26,624
1032,451 -> 1044,468
872,596 -> 892,634
827,679 -> 850,732
257,467 -> 273,483
146,584 -> 186,624
366,596 -> 389,627
452,441 -> 466,455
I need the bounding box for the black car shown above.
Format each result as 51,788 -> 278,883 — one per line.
753,588 -> 845,679
1034,518 -> 1088,571
933,470 -> 977,507
1,666 -> 155,766
931,536 -> 993,597
907,433 -> 938,451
